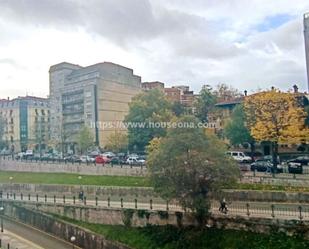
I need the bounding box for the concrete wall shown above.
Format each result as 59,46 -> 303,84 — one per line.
3,203 -> 131,249
3,201 -> 309,240
0,158 -> 146,176
2,200 -> 194,227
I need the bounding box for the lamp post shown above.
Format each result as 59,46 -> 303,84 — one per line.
0,206 -> 4,232
9,176 -> 13,197
70,236 -> 76,249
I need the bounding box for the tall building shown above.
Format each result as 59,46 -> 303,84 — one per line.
304,12 -> 309,91
0,96 -> 50,152
141,81 -> 164,91
49,62 -> 141,151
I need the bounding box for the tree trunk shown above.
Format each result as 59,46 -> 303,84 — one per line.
250,141 -> 255,162
272,141 -> 278,171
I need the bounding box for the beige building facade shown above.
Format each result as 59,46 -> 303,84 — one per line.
0,96 -> 50,152
49,62 -> 141,151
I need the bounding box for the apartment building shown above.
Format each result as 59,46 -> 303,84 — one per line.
0,96 -> 50,152
49,62 -> 141,150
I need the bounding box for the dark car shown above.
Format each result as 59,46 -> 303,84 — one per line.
64,155 -> 82,163
250,160 -> 283,173
287,156 -> 309,174
110,157 -> 126,165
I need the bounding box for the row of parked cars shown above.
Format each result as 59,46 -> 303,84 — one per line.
226,151 -> 309,174
14,150 -> 147,166
250,156 -> 309,174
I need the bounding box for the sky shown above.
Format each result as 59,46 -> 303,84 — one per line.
1,0 -> 309,98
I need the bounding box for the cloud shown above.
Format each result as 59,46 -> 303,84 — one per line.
0,0 -> 309,97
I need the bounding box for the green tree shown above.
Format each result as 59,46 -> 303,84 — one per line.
147,115 -> 239,226
194,85 -> 217,122
76,126 -> 94,154
105,131 -> 128,153
224,104 -> 255,160
171,101 -> 185,117
125,89 -> 173,151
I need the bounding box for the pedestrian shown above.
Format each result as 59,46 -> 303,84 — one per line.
219,198 -> 228,213
79,191 -> 84,201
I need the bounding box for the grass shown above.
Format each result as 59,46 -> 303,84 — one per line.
55,215 -> 309,249
0,171 -> 150,187
1,170 -> 309,193
236,183 -> 309,192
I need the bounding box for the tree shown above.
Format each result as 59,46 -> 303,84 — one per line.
76,126 -> 94,154
125,89 -> 173,151
105,131 -> 128,153
147,115 -> 239,226
244,89 -> 309,169
213,83 -> 243,102
194,85 -> 217,122
171,101 -> 185,117
224,104 -> 255,160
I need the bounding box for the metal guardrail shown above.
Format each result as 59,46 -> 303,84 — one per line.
1,192 -> 309,221
0,155 -> 146,169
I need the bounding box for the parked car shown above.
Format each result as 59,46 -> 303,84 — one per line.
126,156 -> 146,165
64,155 -> 82,163
95,155 -> 110,164
250,160 -> 283,173
110,156 -> 126,165
226,151 -> 252,163
287,156 -> 309,174
102,152 -> 116,158
80,155 -> 95,163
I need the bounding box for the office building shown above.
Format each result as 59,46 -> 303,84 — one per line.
49,62 -> 141,150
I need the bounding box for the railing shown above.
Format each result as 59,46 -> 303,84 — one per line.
1,192 -> 309,221
0,155 -> 146,169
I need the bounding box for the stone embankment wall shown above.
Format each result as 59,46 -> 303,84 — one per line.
3,201 -> 309,240
0,158 -> 146,176
3,203 -> 131,249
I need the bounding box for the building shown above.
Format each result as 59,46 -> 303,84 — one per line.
49,62 -> 141,151
164,87 -> 181,102
304,12 -> 309,92
141,81 -> 164,91
0,96 -> 50,152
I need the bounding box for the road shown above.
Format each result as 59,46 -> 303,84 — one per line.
0,216 -> 79,249
2,192 -> 309,221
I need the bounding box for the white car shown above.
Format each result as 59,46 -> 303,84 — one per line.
102,152 -> 116,158
227,151 -> 252,163
80,155 -> 95,163
126,157 -> 145,165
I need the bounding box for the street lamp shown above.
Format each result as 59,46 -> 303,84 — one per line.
70,236 -> 76,249
0,206 -> 4,232
9,176 -> 13,197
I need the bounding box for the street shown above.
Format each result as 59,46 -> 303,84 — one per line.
0,216 -> 79,249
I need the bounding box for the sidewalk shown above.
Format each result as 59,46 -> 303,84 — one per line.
0,229 -> 43,249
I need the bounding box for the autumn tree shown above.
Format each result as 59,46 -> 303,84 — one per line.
76,126 -> 94,154
147,115 -> 239,226
213,83 -> 243,102
244,89 -> 309,168
224,104 -> 255,160
105,131 -> 128,153
125,89 -> 173,151
194,85 -> 217,122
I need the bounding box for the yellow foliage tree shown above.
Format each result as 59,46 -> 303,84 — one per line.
244,89 -> 309,167
105,131 -> 128,153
